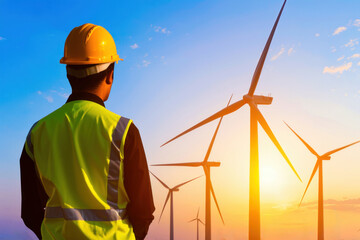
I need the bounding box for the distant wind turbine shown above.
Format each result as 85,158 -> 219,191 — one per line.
153,95 -> 232,240
160,1 -> 301,239
285,122 -> 360,240
150,171 -> 202,240
189,208 -> 205,240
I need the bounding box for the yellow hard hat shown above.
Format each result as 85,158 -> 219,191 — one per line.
60,23 -> 123,65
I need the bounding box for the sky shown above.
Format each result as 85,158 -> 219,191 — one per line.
1,0 -> 360,239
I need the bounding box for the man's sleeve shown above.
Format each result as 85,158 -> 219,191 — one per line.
20,145 -> 48,239
123,123 -> 155,240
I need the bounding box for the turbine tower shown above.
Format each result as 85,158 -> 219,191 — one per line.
285,122 -> 360,240
160,1 -> 302,239
189,208 -> 205,240
150,171 -> 202,240
153,95 -> 232,240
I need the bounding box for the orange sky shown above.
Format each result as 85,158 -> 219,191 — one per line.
145,100 -> 360,239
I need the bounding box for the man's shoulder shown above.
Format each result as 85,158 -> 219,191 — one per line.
28,101 -> 138,135
123,120 -> 143,146
28,105 -> 66,132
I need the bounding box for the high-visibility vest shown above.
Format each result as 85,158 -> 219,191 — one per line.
25,99 -> 136,240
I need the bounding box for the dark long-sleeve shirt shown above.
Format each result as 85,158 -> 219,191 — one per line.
20,92 -> 155,240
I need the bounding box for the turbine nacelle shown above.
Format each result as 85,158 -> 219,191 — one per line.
243,94 -> 273,105
319,156 -> 331,161
204,161 -> 221,167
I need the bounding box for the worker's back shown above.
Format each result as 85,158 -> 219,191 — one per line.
25,99 -> 136,240
21,23 -> 154,240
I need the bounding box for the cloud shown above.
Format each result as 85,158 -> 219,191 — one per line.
45,96 -> 54,103
143,60 -> 151,67
272,203 -> 293,211
337,56 -> 344,61
271,47 -> 285,61
50,90 -> 69,99
152,25 -> 171,34
349,53 -> 360,59
315,33 -> 320,37
302,198 -> 360,212
0,36 -> 5,40
353,19 -> 360,27
344,39 -> 359,48
323,62 -> 352,74
287,47 -> 294,55
58,93 -> 69,98
333,26 -> 347,35
358,62 -> 360,66
37,89 -> 69,103
50,89 -> 70,99
130,43 -> 139,49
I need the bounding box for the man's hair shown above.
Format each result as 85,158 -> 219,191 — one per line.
67,63 -> 115,92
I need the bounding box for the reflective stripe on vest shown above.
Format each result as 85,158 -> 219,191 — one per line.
45,207 -> 127,221
107,117 -> 130,209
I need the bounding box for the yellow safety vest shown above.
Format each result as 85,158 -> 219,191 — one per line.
25,99 -> 136,240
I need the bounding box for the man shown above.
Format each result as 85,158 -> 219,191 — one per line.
20,23 -> 155,240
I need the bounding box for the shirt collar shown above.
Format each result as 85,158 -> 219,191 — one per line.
66,92 -> 105,107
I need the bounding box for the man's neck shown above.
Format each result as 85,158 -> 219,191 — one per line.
66,92 -> 105,107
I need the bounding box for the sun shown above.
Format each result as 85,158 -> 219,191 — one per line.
259,163 -> 286,198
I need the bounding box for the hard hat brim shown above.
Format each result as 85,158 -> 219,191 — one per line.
60,56 -> 123,65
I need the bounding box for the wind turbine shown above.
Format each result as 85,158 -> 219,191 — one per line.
150,171 -> 202,240
189,208 -> 205,240
160,1 -> 302,239
285,122 -> 360,240
153,96 -> 231,240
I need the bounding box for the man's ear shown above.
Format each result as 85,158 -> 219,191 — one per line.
105,69 -> 114,85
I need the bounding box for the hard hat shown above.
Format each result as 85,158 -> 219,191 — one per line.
60,23 -> 123,65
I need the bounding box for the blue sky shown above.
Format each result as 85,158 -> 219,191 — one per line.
1,0 -> 360,239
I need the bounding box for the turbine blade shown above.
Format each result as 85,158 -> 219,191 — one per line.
209,180 -> 225,224
204,94 -> 233,163
161,99 -> 246,147
152,162 -> 203,167
248,0 -> 287,96
199,219 -> 205,225
188,218 -> 197,223
159,191 -> 171,223
149,171 -> 170,189
173,175 -> 203,189
227,94 -> 233,106
284,121 -> 319,157
299,160 -> 320,206
250,104 -> 302,182
323,140 -> 360,157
